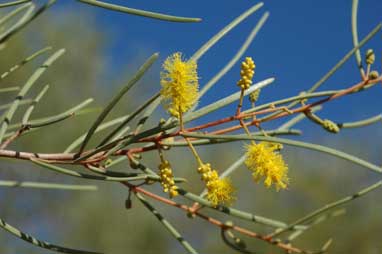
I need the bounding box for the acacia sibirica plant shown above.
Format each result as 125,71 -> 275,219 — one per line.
0,0 -> 381,253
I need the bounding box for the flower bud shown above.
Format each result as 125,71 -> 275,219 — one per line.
368,70 -> 379,80
365,49 -> 375,65
322,119 -> 340,133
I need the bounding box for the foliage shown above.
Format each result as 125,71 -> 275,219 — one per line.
0,1 -> 381,253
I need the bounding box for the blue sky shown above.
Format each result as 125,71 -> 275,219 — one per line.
60,0 -> 382,125
42,0 -> 381,145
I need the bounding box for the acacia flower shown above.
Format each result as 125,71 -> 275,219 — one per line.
244,142 -> 289,190
237,57 -> 255,90
198,163 -> 235,206
160,52 -> 199,118
206,178 -> 235,207
159,160 -> 178,198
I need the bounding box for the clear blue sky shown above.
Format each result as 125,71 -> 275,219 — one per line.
59,0 -> 381,134
67,0 -> 381,117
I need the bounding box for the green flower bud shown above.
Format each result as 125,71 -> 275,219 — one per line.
322,119 -> 340,133
365,49 -> 375,65
249,89 -> 261,103
368,70 -> 379,80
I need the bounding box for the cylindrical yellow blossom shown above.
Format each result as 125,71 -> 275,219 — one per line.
158,160 -> 178,198
237,57 -> 255,90
197,163 -> 235,206
197,163 -> 211,174
244,142 -> 289,190
160,52 -> 199,118
206,178 -> 235,207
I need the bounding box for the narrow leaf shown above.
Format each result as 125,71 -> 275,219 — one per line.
0,49 -> 65,143
78,0 -> 201,23
77,53 -> 158,154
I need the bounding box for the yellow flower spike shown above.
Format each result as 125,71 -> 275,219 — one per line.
169,187 -> 179,198
209,170 -> 219,180
197,163 -> 211,174
244,142 -> 289,190
197,163 -> 235,206
160,52 -> 199,118
237,57 -> 256,90
206,178 -> 236,207
158,160 -> 178,198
